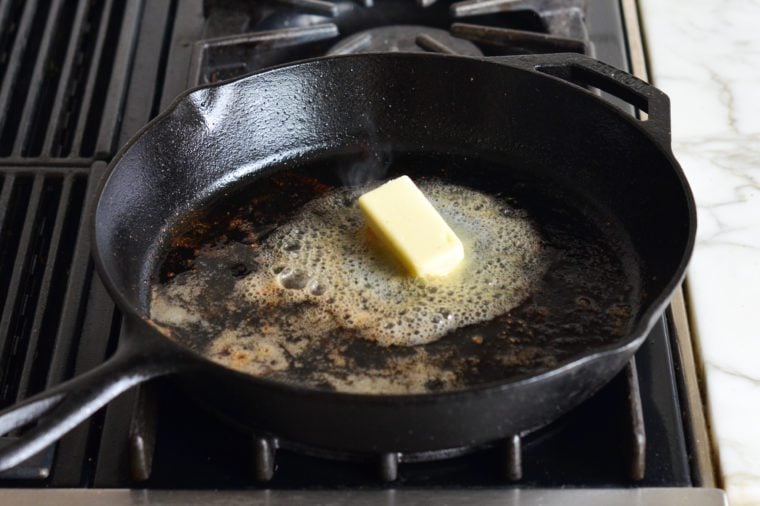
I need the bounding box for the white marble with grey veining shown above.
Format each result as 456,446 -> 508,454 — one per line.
639,0 -> 760,504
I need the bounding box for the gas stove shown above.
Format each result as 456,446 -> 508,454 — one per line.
0,0 -> 726,503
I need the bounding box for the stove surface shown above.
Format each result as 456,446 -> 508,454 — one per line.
0,0 -> 723,502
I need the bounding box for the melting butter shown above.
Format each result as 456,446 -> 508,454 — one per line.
235,181 -> 546,347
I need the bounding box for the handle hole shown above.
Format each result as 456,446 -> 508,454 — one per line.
536,64 -> 650,117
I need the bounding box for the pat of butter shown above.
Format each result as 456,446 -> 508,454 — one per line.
358,176 -> 465,278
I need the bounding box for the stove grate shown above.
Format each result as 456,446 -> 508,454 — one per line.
185,0 -> 588,86
0,167 -> 92,481
0,0 -> 140,164
0,0 -> 694,490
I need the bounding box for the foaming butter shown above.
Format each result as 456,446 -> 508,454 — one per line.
357,175 -> 464,278
233,180 -> 547,347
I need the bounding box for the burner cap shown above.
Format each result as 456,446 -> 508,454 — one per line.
327,25 -> 482,56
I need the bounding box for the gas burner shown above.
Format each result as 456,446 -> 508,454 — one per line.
327,26 -> 483,55
190,0 -> 588,86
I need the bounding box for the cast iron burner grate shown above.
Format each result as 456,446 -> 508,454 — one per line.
0,0 -> 695,489
138,361 -> 645,483
125,355 -> 665,487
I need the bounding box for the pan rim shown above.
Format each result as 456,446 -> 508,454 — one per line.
91,52 -> 696,403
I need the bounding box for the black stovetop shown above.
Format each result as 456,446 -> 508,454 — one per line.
0,0 -> 694,489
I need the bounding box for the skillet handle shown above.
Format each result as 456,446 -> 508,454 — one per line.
494,53 -> 672,149
0,338 -> 185,473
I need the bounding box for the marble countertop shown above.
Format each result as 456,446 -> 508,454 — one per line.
639,1 -> 760,504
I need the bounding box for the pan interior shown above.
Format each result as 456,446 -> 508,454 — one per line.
149,150 -> 641,395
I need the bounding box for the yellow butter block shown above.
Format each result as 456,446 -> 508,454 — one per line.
358,176 -> 465,278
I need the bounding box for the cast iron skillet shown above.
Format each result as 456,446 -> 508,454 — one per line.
0,53 -> 695,472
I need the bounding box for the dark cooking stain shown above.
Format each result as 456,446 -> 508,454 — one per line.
159,173 -> 331,282
152,155 -> 639,393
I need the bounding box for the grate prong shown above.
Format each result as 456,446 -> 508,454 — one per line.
273,0 -> 339,17
415,34 -> 459,55
450,0 -> 524,17
505,434 -> 522,481
129,385 -> 158,482
196,24 -> 340,55
253,436 -> 278,482
328,32 -> 371,55
378,452 -> 399,482
451,22 -> 586,53
189,24 -> 340,85
626,359 -> 646,481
